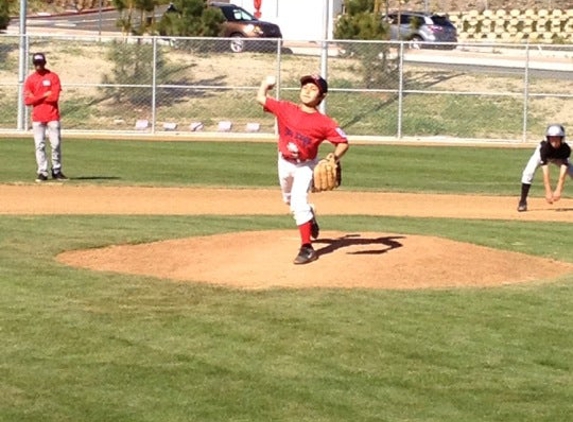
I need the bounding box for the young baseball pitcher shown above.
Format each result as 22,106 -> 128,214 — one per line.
256,74 -> 349,264
518,124 -> 573,212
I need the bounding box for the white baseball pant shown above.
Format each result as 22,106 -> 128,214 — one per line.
277,153 -> 317,225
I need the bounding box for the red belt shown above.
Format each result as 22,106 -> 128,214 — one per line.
281,154 -> 312,164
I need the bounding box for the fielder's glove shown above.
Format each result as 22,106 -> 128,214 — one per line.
312,153 -> 342,192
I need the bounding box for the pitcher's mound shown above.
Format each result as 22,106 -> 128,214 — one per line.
57,231 -> 573,290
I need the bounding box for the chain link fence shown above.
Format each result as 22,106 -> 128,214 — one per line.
1,33 -> 572,142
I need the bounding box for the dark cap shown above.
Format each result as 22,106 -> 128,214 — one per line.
32,53 -> 46,65
300,74 -> 328,95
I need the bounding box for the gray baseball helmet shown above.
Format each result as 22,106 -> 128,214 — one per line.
546,124 -> 565,139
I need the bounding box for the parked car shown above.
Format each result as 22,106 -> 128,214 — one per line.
382,11 -> 457,50
162,2 -> 283,53
211,2 -> 282,53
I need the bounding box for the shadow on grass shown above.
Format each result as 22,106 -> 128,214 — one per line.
71,176 -> 121,180
340,70 -> 464,131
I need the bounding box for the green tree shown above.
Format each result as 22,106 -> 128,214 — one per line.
344,0 -> 385,15
100,41 -> 165,105
113,0 -> 158,36
334,0 -> 397,89
102,0 -> 170,107
0,0 -> 10,31
157,0 -> 224,37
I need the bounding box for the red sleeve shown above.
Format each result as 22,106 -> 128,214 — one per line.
23,75 -> 44,106
323,117 -> 348,145
263,97 -> 281,114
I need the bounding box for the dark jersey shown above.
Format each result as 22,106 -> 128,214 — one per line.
539,140 -> 571,165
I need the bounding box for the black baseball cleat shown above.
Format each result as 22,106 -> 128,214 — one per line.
293,245 -> 318,265
517,201 -> 527,212
35,173 -> 48,182
52,171 -> 68,181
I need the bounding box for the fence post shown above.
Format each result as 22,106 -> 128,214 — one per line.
151,36 -> 158,135
319,0 -> 330,114
522,42 -> 530,143
17,22 -> 29,131
274,40 -> 282,136
397,41 -> 404,139
319,38 -> 329,114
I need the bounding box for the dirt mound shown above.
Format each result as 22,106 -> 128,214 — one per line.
3,184 -> 572,290
57,230 -> 573,290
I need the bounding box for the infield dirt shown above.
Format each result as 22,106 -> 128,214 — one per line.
3,185 -> 572,290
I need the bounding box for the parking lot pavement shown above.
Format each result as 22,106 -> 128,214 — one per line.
283,40 -> 573,72
403,47 -> 573,72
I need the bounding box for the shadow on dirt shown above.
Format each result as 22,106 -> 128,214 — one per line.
314,233 -> 405,257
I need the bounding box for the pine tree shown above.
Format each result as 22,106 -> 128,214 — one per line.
0,0 -> 10,31
334,0 -> 398,89
157,0 -> 225,38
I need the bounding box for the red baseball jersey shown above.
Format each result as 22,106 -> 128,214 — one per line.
24,69 -> 62,123
264,97 -> 348,161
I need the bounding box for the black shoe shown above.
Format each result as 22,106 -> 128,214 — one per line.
517,201 -> 527,212
35,173 -> 48,182
52,171 -> 68,181
293,245 -> 318,265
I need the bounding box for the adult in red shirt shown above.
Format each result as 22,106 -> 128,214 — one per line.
256,74 -> 349,264
24,53 -> 67,182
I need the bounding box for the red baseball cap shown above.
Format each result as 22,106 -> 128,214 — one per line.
300,74 -> 328,95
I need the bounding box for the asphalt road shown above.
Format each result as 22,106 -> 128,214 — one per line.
21,8 -> 128,33
19,6 -> 166,33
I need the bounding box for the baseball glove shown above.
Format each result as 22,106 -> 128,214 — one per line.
312,153 -> 341,192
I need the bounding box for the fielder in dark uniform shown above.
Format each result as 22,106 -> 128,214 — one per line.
518,124 -> 573,212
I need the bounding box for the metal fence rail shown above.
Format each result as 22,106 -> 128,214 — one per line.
1,34 -> 572,143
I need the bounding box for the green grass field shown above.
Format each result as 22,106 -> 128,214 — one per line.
1,138 -> 572,422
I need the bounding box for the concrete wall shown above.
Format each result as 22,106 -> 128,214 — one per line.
450,9 -> 573,43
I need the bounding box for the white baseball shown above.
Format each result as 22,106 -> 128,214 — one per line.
266,75 -> 276,86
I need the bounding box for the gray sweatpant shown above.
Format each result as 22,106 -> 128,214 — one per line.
33,121 -> 62,175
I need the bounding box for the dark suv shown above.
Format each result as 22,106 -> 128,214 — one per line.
211,2 -> 282,53
382,11 -> 457,49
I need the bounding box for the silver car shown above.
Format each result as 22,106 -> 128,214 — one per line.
383,11 -> 457,50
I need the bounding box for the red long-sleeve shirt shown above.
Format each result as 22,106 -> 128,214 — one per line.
23,69 -> 62,123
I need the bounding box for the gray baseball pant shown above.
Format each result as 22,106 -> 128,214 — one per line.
33,120 -> 62,175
